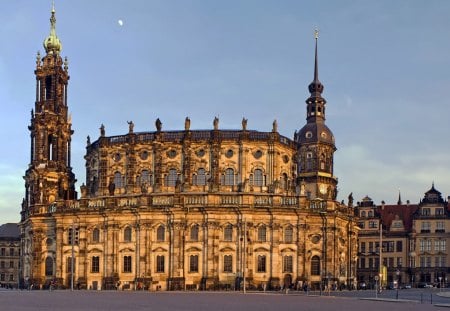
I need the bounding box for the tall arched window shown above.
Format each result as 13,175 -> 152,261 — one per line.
45,256 -> 53,276
223,168 -> 234,186
284,226 -> 293,243
165,169 -> 178,186
190,225 -> 199,241
124,226 -> 132,242
114,171 -> 124,188
92,228 -> 100,242
258,226 -> 266,242
224,224 -> 233,241
281,173 -> 288,190
193,168 -> 207,186
157,225 -> 165,242
311,255 -> 321,276
306,152 -> 313,171
252,169 -> 264,186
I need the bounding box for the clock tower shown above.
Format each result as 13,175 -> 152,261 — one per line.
295,31 -> 337,200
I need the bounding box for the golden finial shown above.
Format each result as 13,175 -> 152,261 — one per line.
314,28 -> 319,40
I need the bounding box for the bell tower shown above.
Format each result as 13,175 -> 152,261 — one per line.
22,5 -> 76,220
295,31 -> 337,200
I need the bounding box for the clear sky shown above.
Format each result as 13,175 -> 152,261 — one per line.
1,0 -> 450,223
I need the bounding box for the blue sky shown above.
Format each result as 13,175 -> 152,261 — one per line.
1,0 -> 450,223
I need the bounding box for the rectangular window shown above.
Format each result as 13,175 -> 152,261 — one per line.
386,241 -> 395,252
422,208 -> 430,216
123,256 -> 132,273
0,261 -> 4,268
92,256 -> 100,273
283,255 -> 293,273
9,248 -> 14,256
0,274 -> 4,281
358,222 -> 365,229
9,261 -> 13,268
257,255 -> 266,273
388,257 -> 394,267
369,221 -> 378,228
421,222 -> 431,233
426,256 -> 431,268
419,240 -> 425,252
369,242 -> 373,253
409,257 -> 415,268
156,255 -> 165,273
420,257 -> 425,268
360,242 -> 366,253
0,248 -> 5,256
397,257 -> 402,267
360,258 -> 366,269
435,256 -> 440,267
369,258 -> 373,269
66,257 -> 76,273
436,208 -> 444,215
396,241 -> 403,252
223,255 -> 232,273
189,255 -> 199,273
9,274 -> 13,282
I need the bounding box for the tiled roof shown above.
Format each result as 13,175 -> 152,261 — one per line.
0,223 -> 20,238
379,204 -> 419,232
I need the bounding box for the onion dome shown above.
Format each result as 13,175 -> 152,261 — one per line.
43,4 -> 62,54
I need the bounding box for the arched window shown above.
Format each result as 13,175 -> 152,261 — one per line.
157,225 -> 165,242
281,173 -> 288,190
223,255 -> 233,273
306,152 -> 313,171
311,255 -> 321,276
283,255 -> 293,273
92,228 -> 100,242
257,255 -> 266,272
114,171 -> 124,189
361,211 -> 366,218
252,169 -> 264,186
368,211 -> 373,217
140,170 -> 151,185
258,226 -> 266,242
165,169 -> 178,186
45,256 -> 53,276
284,226 -> 293,243
223,168 -> 234,186
193,168 -> 207,186
124,226 -> 132,242
190,225 -> 199,241
224,224 -> 233,241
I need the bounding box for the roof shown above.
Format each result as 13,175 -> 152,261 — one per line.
379,204 -> 419,232
0,223 -> 20,239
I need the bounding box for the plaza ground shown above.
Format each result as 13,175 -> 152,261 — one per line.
0,289 -> 449,311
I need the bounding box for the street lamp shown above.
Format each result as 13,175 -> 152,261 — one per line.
396,269 -> 400,299
374,275 -> 379,298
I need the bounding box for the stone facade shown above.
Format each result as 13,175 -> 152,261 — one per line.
19,7 -> 358,291
0,223 -> 21,288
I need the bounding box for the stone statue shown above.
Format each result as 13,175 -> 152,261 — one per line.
185,117 -> 191,131
242,117 -> 248,131
100,124 -> 105,137
108,181 -> 115,196
272,119 -> 278,132
86,135 -> 90,146
155,118 -> 162,132
127,120 -> 134,133
213,117 -> 219,130
348,192 -> 354,206
300,180 -> 306,196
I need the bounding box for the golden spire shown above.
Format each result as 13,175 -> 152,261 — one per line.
43,2 -> 62,54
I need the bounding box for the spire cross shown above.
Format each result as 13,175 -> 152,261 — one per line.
314,28 -> 319,40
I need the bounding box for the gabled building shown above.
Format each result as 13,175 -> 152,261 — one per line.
357,185 -> 450,288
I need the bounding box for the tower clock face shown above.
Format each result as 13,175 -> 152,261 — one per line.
319,184 -> 327,194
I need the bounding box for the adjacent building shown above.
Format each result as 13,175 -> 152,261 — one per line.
356,185 -> 450,288
0,223 -> 20,288
19,7 -> 358,290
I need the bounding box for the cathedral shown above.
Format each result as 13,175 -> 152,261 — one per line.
19,7 -> 358,291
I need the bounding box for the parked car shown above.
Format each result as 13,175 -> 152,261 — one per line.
401,284 -> 412,289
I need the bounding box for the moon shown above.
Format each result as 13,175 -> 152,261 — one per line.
118,19 -> 123,26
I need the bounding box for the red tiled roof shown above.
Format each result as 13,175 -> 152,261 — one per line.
378,204 -> 419,232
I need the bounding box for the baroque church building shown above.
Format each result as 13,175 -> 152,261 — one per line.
19,7 -> 358,291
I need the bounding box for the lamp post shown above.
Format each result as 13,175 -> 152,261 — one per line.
396,269 -> 400,299
374,275 -> 379,298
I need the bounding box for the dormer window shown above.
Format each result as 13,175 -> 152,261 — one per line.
422,208 -> 430,216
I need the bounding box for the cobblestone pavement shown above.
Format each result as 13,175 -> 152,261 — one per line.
0,290 -> 446,311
